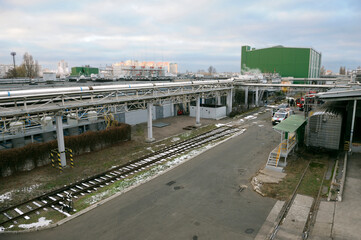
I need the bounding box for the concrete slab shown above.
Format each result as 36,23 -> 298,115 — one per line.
275,194 -> 313,240
255,200 -> 285,240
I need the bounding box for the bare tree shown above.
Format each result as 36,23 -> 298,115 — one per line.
320,66 -> 325,76
339,66 -> 346,75
23,52 -> 40,78
208,66 -> 216,74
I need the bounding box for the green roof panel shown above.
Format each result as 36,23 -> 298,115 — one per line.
273,115 -> 306,133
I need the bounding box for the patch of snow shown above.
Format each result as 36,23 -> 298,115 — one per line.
258,125 -> 264,127
0,191 -> 13,203
171,137 -> 180,142
239,119 -> 244,122
146,147 -> 154,153
110,166 -> 117,169
215,123 -> 225,127
244,115 -> 257,120
18,217 -> 52,229
252,121 -> 258,124
86,190 -> 111,205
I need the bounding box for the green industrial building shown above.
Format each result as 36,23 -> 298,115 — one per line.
71,66 -> 99,76
241,45 -> 321,79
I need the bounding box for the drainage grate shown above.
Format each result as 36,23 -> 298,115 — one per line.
166,181 -> 176,186
245,228 -> 254,234
173,186 -> 184,190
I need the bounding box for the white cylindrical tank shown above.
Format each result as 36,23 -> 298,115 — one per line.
9,121 -> 24,135
88,111 -> 98,122
41,116 -> 53,131
67,113 -> 78,125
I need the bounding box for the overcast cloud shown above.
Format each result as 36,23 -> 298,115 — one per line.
0,0 -> 360,72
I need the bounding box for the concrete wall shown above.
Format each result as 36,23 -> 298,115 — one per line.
189,106 -> 226,120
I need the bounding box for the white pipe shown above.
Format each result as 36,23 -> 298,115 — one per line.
0,80 -> 234,99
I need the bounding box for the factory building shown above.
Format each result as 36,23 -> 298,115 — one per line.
71,66 -> 99,77
112,60 -> 177,79
241,45 -> 322,79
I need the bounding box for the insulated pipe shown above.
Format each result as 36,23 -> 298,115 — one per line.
55,115 -> 66,166
146,102 -> 155,142
0,79 -> 234,99
349,99 -> 357,153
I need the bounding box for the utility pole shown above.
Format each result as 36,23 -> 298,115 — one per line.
10,52 -> 16,78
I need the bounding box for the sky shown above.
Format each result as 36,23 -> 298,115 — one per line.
0,0 -> 360,73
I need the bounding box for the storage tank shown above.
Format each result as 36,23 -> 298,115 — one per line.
67,113 -> 79,136
306,112 -> 342,150
9,121 -> 24,135
67,113 -> 78,125
88,111 -> 98,131
41,116 -> 53,131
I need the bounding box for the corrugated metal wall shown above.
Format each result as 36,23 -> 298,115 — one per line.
306,113 -> 342,150
241,46 -> 321,79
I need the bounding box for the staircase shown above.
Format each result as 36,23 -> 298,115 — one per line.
267,145 -> 281,167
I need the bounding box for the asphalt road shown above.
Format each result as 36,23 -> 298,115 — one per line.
2,110 -> 280,240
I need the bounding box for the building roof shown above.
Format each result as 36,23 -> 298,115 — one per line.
273,115 -> 306,133
317,88 -> 361,101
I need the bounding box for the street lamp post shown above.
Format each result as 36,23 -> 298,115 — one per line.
10,52 -> 16,78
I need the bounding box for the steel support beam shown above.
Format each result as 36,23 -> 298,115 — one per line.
55,115 -> 66,166
146,102 -> 155,142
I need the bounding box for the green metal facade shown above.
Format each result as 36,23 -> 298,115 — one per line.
241,46 -> 321,79
71,67 -> 99,76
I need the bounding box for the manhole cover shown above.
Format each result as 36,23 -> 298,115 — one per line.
192,236 -> 198,240
245,228 -> 254,234
238,168 -> 247,175
174,186 -> 184,190
166,181 -> 176,186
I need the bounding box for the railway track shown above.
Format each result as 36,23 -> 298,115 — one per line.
267,160 -> 328,240
0,125 -> 243,228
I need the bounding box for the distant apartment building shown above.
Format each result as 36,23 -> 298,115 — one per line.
112,60 -> 177,78
57,60 -> 69,76
0,64 -> 13,78
169,63 -> 178,74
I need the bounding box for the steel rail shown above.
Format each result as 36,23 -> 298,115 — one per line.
0,125 -> 241,227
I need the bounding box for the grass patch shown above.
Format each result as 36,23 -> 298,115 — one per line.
261,150 -> 331,200
3,209 -> 65,231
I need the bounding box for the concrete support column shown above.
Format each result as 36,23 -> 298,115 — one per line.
349,99 -> 357,154
146,102 -> 155,142
195,96 -> 201,126
255,87 -> 259,107
244,87 -> 248,107
226,89 -> 233,115
217,95 -> 221,105
170,102 -> 174,117
55,115 -> 66,167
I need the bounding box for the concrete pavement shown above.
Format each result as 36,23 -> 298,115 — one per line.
2,110 -> 280,240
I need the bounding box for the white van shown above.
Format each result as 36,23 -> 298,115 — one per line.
272,108 -> 294,125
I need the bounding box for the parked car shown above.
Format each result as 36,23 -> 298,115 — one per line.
272,108 -> 294,125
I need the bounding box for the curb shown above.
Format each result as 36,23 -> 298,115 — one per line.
2,127 -> 249,234
2,108 -> 266,234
